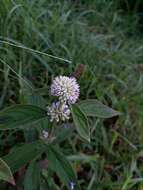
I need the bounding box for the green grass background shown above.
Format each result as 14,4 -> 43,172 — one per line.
1,0 -> 143,189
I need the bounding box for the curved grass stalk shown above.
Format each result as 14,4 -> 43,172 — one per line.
0,37 -> 72,64
0,58 -> 33,90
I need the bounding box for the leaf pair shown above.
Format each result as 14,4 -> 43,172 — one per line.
0,100 -> 121,142
3,141 -> 80,190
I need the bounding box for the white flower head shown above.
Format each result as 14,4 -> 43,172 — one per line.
47,101 -> 70,122
50,76 -> 80,104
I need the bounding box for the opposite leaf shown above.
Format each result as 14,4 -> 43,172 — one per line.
24,160 -> 40,190
79,99 -> 121,118
71,104 -> 90,142
3,140 -> 45,173
0,105 -> 47,130
0,158 -> 15,185
47,145 -> 80,190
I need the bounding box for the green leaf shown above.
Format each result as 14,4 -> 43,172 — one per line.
47,145 -> 80,190
0,105 -> 47,130
79,99 -> 121,118
3,141 -> 45,173
20,87 -> 51,142
53,124 -> 74,144
0,158 -> 15,185
20,85 -> 47,109
71,104 -> 90,142
24,160 -> 40,190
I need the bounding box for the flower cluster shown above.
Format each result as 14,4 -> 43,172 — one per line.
47,76 -> 80,122
47,101 -> 70,122
50,76 -> 80,104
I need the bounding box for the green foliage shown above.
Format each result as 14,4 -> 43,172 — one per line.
24,160 -> 40,190
0,105 -> 47,130
79,99 -> 121,118
47,145 -> 80,190
3,141 -> 45,173
0,158 -> 15,185
71,104 -> 90,142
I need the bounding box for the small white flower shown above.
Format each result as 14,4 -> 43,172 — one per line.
40,130 -> 49,140
69,182 -> 76,190
47,101 -> 70,122
50,76 -> 80,104
42,130 -> 49,138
